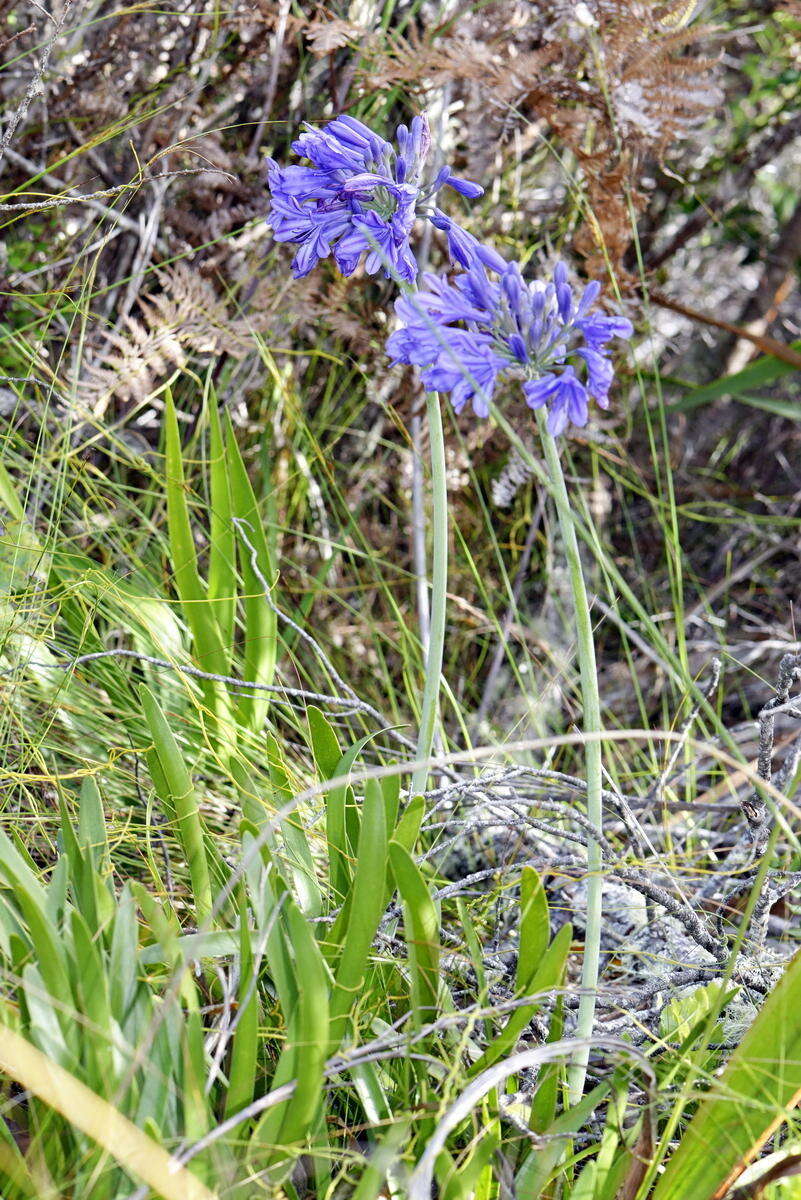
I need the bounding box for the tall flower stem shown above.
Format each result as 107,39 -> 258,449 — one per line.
535,409 -> 603,1105
410,391 -> 448,797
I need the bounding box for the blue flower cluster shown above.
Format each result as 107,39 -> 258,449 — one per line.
387,258 -> 633,432
267,113 -> 486,283
267,112 -> 632,434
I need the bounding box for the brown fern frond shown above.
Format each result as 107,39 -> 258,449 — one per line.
83,319 -> 187,414
82,264 -> 258,417
305,17 -> 366,56
360,0 -> 721,278
144,265 -> 253,356
591,2 -> 722,150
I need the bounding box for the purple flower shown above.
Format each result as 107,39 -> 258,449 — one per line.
267,113 -> 485,282
577,347 -> 615,406
524,368 -> 589,436
386,254 -> 632,429
388,324 -> 506,418
429,210 -> 505,273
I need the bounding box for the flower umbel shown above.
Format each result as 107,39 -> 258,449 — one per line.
386,257 -> 633,429
267,113 -> 484,283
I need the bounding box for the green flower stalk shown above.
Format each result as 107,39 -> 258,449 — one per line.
410,391 -> 448,798
490,405 -> 608,1100
536,409 -> 604,1104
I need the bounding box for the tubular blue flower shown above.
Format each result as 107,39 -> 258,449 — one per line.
524,368 -> 589,435
429,210 -> 506,273
388,325 -> 507,418
386,253 -> 633,430
267,112 -> 485,282
577,347 -> 614,406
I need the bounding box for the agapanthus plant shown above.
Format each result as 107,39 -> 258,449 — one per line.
267,108 -> 635,1103
386,256 -> 633,432
266,113 -> 492,282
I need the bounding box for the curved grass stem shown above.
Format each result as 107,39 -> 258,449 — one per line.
411,391 -> 448,797
535,410 -> 604,1104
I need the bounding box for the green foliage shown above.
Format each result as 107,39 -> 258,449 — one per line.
2,346 -> 801,1197
652,951 -> 801,1200
669,342 -> 801,419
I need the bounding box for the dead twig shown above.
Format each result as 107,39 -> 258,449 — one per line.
647,290 -> 801,370
0,1 -> 74,168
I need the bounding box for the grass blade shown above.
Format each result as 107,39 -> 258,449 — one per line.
249,897 -> 330,1178
469,921 -> 572,1077
266,732 -> 323,918
517,865 -> 550,989
276,899 -> 330,1145
668,340 -> 801,411
163,389 -> 230,725
307,707 -> 373,904
163,390 -> 223,665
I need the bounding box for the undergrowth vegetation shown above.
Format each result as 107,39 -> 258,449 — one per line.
2,1 -> 801,1197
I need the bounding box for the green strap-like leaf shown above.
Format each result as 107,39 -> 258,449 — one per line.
388,841 -> 439,1027
652,946 -> 801,1200
328,779 -> 388,1050
206,392 -> 236,659
226,412 -> 277,730
470,921 -> 572,1078
223,893 -> 260,1122
140,684 -> 213,928
668,340 -> 801,412
163,390 -> 231,730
